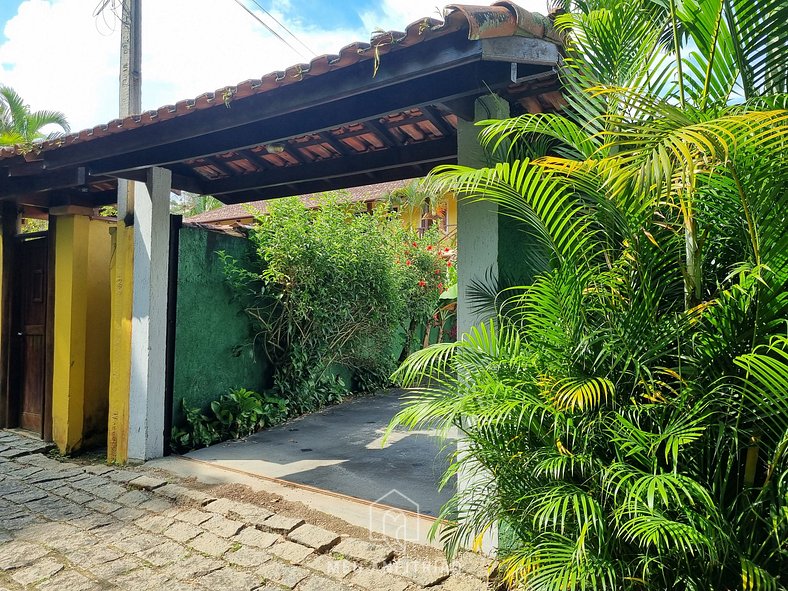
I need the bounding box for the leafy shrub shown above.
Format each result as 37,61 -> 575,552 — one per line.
171,388 -> 287,451
222,195 -> 448,414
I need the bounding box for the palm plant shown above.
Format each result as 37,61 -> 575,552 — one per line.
0,85 -> 70,146
391,0 -> 788,588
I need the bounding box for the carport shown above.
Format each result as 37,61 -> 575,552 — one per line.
0,0 -> 562,486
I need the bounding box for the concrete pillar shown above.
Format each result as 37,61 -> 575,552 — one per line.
456,93 -> 510,334
50,211 -> 92,453
107,180 -> 135,464
128,167 -> 172,461
455,94 -> 510,555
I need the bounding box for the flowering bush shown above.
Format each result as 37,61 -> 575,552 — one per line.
221,195 -> 449,413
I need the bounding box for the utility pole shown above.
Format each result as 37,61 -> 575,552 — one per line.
119,0 -> 141,118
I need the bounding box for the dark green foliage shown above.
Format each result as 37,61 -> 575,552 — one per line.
171,387 -> 287,451
391,0 -> 788,588
222,195 -> 447,414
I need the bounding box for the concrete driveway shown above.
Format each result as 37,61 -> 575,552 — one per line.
185,391 -> 456,517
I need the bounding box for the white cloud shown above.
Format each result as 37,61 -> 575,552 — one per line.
0,0 -> 550,133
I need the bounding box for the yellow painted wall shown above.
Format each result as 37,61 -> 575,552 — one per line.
51,215 -> 89,452
82,219 -> 114,447
51,215 -> 114,453
107,222 -> 133,464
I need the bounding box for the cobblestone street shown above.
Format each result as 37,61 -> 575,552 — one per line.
0,431 -> 491,591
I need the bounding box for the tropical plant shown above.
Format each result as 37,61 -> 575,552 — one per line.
222,196 -> 447,414
391,0 -> 788,588
0,85 -> 70,146
171,387 -> 287,451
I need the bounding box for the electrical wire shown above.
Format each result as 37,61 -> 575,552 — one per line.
229,0 -> 313,60
244,0 -> 317,58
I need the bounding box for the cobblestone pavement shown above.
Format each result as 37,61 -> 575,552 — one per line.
0,431 -> 493,591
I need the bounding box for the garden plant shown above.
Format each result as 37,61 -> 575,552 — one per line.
391,0 -> 787,588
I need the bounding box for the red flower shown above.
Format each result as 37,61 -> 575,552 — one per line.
444,247 -> 450,253
405,260 -> 412,266
418,280 -> 427,287
447,262 -> 452,268
438,282 -> 444,290
412,242 -> 418,247
426,245 -> 433,251
434,269 -> 441,275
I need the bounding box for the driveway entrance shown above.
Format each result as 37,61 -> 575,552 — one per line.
185,391 -> 455,518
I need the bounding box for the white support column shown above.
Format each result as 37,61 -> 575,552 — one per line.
128,167 -> 171,461
455,94 -> 510,555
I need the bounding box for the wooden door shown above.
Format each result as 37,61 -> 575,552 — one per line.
10,236 -> 49,435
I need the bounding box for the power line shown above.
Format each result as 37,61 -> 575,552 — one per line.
230,0 -> 314,60
244,0 -> 317,58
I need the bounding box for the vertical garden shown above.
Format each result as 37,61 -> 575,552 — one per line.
393,0 -> 788,588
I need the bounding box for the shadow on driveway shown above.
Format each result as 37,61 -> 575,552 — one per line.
185,390 -> 456,517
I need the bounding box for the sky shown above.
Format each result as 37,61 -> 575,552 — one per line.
0,0 -> 548,133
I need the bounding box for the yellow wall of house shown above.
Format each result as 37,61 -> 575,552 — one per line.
51,215 -> 114,453
107,222 -> 133,464
83,219 -> 113,446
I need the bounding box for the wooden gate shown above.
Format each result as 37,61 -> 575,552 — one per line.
9,235 -> 50,436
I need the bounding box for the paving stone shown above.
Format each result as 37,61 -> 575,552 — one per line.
91,483 -> 127,501
257,560 -> 310,589
437,574 -> 489,591
260,514 -> 304,534
137,540 -> 190,567
196,566 -> 261,591
384,558 -> 451,587
4,489 -> 48,503
350,568 -> 410,591
63,489 -> 95,505
13,466 -> 44,479
0,540 -> 50,570
70,512 -> 114,531
36,570 -> 98,591
113,506 -> 146,522
202,514 -> 245,538
269,541 -> 314,564
225,545 -> 271,568
10,558 -> 63,585
233,528 -> 279,549
111,531 -> 163,554
64,544 -> 123,567
44,530 -> 98,552
451,552 -> 494,580
139,497 -> 174,512
288,523 -> 341,553
176,508 -> 213,526
114,566 -> 171,590
331,538 -> 394,568
85,498 -> 122,514
83,465 -> 113,476
188,532 -> 233,557
162,554 -> 223,580
305,554 -> 358,579
15,521 -> 82,544
298,574 -> 354,591
86,556 -> 142,579
163,520 -> 203,543
128,475 -> 167,491
116,489 -> 151,507
105,469 -> 141,483
136,513 -> 175,534
155,484 -> 215,507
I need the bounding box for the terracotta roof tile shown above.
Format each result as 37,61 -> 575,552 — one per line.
184,178 -> 418,225
0,2 -> 560,162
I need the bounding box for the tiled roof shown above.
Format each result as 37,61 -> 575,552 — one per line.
185,178 -> 416,224
0,2 -> 561,162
